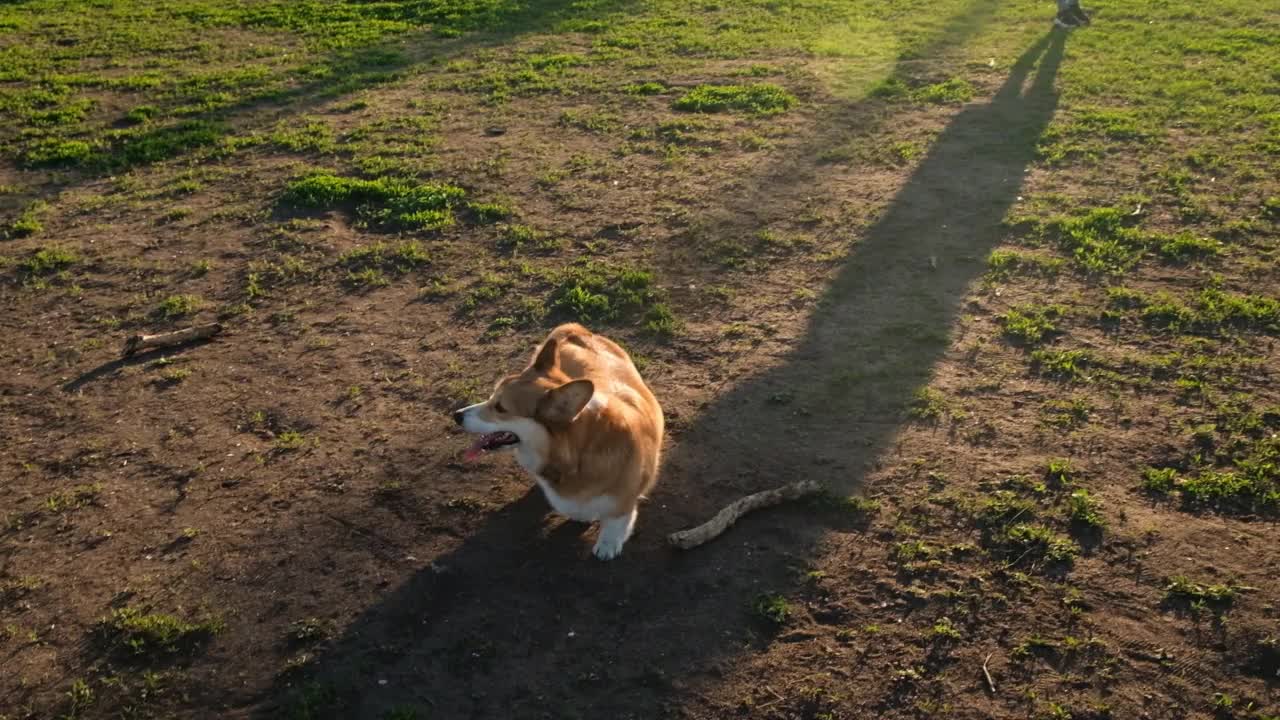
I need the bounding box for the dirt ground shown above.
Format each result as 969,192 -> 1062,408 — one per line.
3,2 -> 1279,719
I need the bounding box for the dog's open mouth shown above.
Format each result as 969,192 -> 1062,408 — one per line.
463,431 -> 519,461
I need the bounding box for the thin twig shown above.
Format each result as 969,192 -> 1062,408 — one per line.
982,652 -> 997,694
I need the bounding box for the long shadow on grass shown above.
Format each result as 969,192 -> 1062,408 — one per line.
665,29 -> 1066,497
246,24 -> 1066,720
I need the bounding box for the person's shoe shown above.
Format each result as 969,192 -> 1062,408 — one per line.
1053,8 -> 1081,28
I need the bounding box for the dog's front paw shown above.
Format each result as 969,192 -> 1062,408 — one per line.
592,535 -> 624,560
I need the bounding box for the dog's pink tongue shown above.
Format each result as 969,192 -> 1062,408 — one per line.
463,436 -> 490,462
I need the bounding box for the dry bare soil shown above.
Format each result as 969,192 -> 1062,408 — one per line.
2,1 -> 1278,718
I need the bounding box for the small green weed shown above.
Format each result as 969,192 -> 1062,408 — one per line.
17,246 -> 76,286
1045,458 -> 1077,487
1164,576 -> 1237,608
1002,523 -> 1079,565
1000,304 -> 1064,345
673,84 -> 796,116
930,617 -> 962,641
986,250 -> 1063,280
154,294 -> 202,320
912,77 -> 973,104
1154,232 -> 1222,263
549,261 -> 668,326
976,491 -> 1036,529
282,173 -> 466,231
1041,398 -> 1092,430
339,241 -> 429,287
907,387 -> 949,422
753,593 -> 790,625
97,607 -> 223,658
1141,467 -> 1179,494
44,484 -> 101,513
274,431 -> 306,451
6,200 -> 46,238
1067,489 -> 1104,528
1030,349 -> 1092,381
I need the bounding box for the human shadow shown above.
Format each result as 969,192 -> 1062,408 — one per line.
664,30 -> 1066,503
245,28 -> 1066,720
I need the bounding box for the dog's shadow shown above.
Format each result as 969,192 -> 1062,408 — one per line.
248,457 -> 825,720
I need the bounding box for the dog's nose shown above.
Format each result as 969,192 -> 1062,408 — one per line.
452,410 -> 465,426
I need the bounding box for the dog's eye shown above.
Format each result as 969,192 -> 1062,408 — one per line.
494,402 -> 506,413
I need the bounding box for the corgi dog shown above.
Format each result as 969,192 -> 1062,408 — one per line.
452,323 -> 664,560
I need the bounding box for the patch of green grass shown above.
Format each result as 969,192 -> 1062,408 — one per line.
1041,398 -> 1092,430
999,304 -> 1064,346
466,201 -> 513,223
907,387 -> 949,422
911,77 -> 973,104
1141,467 -> 1179,494
44,483 -> 101,513
1067,489 -> 1104,528
622,81 -> 666,95
281,172 -> 467,231
96,607 -> 223,658
642,302 -> 681,338
808,491 -> 880,516
752,593 -> 790,625
274,431 -> 306,451
109,120 -> 228,168
1038,109 -> 1157,164
461,271 -> 513,312
673,83 -> 796,116
559,109 -> 621,133
1045,458 -> 1078,487
5,200 -> 46,238
1001,523 -> 1080,565
930,617 -> 962,641
156,367 -> 192,385
1154,231 -> 1222,263
64,678 -> 94,718
1179,469 -> 1278,514
338,241 -> 429,288
21,137 -> 95,167
16,245 -> 76,286
125,105 -> 159,124
549,261 -> 670,327
1030,349 -> 1093,382
976,491 -> 1037,529
1164,576 -> 1237,608
270,119 -> 335,153
1041,207 -> 1148,275
154,294 -> 202,320
986,250 -> 1063,280
1119,287 -> 1280,335
496,224 -> 560,254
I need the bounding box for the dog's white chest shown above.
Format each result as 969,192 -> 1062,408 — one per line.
534,477 -> 616,522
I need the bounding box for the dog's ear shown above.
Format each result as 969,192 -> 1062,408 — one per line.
538,379 -> 594,424
533,337 -> 559,372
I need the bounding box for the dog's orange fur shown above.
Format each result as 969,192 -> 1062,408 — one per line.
462,323 -> 663,557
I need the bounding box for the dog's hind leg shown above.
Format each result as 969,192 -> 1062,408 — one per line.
592,507 -> 637,560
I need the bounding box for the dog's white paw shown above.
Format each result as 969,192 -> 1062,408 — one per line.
592,535 -> 625,560
592,510 -> 636,561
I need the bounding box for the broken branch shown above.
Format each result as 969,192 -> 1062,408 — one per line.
667,479 -> 824,550
982,652 -> 997,694
122,323 -> 223,357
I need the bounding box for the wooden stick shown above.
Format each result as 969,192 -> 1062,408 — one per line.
982,652 -> 997,694
667,479 -> 824,550
122,323 -> 223,357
